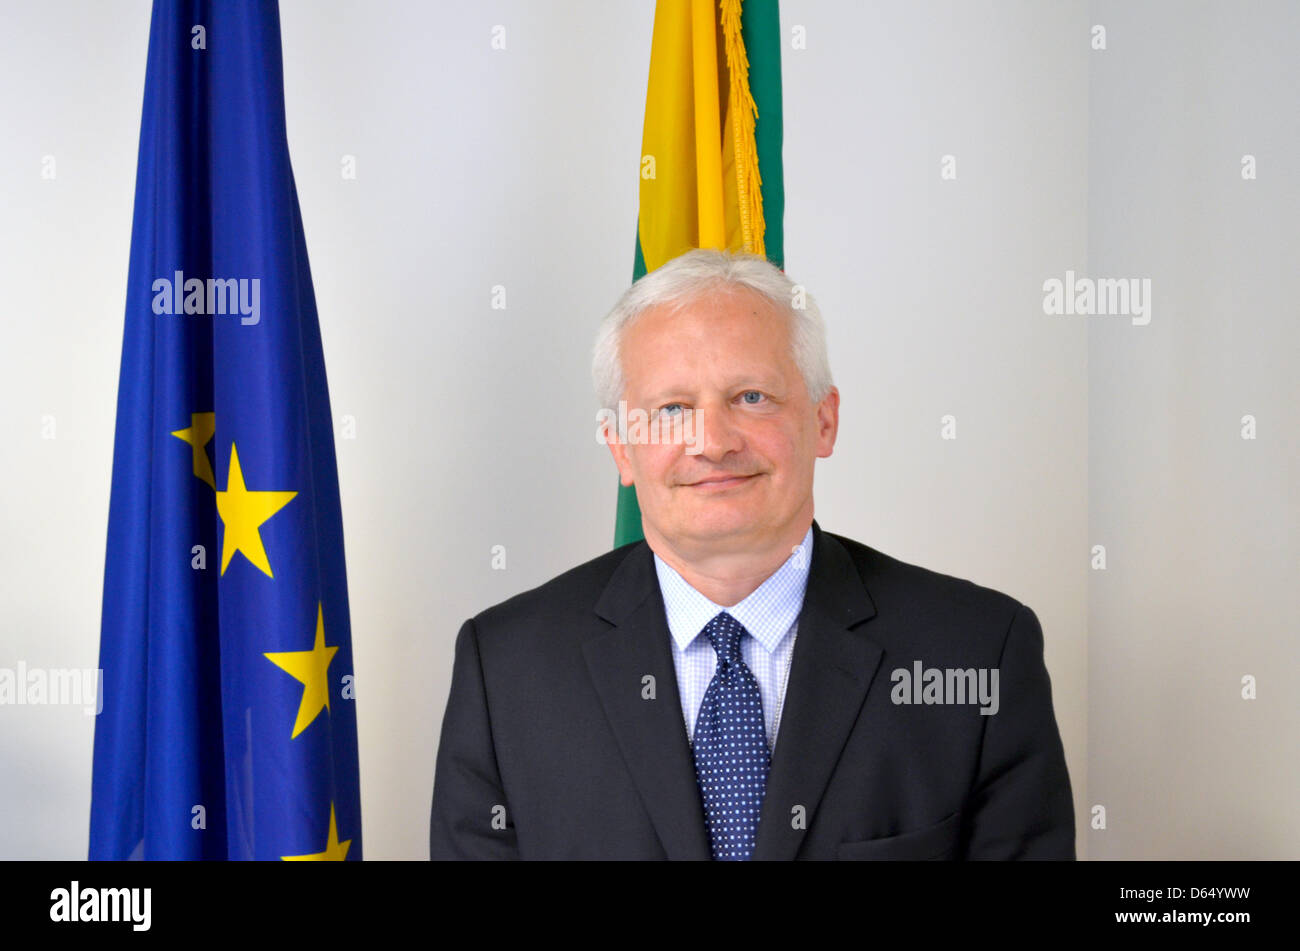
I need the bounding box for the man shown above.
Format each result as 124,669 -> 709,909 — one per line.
429,249 -> 1075,860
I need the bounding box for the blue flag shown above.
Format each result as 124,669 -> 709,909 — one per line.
90,0 -> 361,860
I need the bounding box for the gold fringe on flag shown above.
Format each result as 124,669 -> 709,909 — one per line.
719,0 -> 766,257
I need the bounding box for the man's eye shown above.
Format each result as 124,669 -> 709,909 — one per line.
659,403 -> 683,416
740,391 -> 764,404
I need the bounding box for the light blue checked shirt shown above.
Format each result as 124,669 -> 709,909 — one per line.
652,524 -> 814,752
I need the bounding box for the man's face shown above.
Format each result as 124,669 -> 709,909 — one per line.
605,286 -> 839,558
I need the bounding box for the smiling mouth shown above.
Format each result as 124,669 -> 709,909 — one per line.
683,474 -> 758,490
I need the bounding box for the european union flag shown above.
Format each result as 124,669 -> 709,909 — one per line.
90,0 -> 361,860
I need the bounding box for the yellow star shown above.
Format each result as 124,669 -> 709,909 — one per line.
214,442 -> 296,577
171,412 -> 216,488
281,803 -> 351,861
265,603 -> 339,739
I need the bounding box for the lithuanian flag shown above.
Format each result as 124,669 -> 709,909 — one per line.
615,0 -> 785,547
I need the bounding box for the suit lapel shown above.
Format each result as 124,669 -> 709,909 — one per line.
752,520 -> 882,860
583,542 -> 712,860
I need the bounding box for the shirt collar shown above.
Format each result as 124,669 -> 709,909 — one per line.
652,524 -> 814,655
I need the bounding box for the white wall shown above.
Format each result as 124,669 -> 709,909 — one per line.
1086,0 -> 1300,859
0,0 -> 1292,860
0,0 -> 156,859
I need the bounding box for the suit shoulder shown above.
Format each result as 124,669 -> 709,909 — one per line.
825,529 -> 1025,623
469,540 -> 642,633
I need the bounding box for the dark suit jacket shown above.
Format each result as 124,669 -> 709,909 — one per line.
429,519 -> 1075,859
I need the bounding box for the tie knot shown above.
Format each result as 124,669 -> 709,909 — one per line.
703,611 -> 746,666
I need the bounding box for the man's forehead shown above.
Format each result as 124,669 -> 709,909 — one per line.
620,287 -> 797,398
626,295 -> 789,355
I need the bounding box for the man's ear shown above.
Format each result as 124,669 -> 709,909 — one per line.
815,386 -> 840,458
602,419 -> 636,487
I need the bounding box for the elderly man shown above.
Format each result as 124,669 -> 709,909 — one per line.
429,249 -> 1075,860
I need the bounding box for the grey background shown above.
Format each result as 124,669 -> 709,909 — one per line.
0,0 -> 1293,860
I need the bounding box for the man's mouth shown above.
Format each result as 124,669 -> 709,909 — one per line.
682,473 -> 758,490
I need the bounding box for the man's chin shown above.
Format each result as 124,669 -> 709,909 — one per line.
674,504 -> 765,545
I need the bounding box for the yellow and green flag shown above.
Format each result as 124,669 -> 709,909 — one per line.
615,0 -> 785,547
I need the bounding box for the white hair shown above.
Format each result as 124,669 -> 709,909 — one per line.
591,248 -> 833,412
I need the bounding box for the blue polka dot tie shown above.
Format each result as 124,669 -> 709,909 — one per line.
692,611 -> 770,861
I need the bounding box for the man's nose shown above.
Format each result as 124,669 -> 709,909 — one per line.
691,400 -> 744,460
